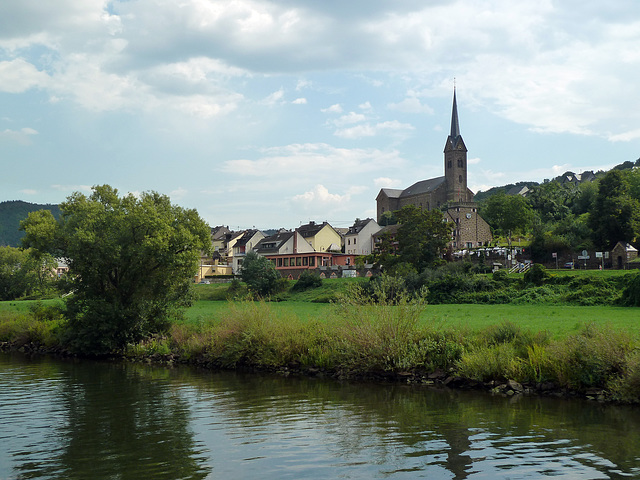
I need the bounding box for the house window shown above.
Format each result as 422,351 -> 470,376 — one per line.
309,257 -> 315,267
303,257 -> 308,266
296,257 -> 302,266
278,258 -> 283,267
354,238 -> 357,244
347,239 -> 350,245
283,258 -> 289,267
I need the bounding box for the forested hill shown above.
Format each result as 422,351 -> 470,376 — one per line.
0,201 -> 60,247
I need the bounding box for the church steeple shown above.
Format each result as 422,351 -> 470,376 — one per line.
450,87 -> 460,140
444,86 -> 469,203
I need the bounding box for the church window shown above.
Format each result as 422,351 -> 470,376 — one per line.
458,159 -> 464,168
447,160 -> 452,168
459,175 -> 462,183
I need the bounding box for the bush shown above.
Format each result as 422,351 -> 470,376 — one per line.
292,270 -> 322,291
523,264 -> 550,286
621,271 -> 640,307
240,252 -> 281,297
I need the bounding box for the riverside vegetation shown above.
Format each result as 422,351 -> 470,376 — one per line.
2,266 -> 640,404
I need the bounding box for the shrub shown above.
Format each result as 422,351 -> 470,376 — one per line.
292,270 -> 322,291
523,264 -> 550,286
621,271 -> 640,307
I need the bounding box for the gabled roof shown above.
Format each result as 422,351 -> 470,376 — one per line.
378,188 -> 404,199
234,229 -> 261,247
298,221 -> 332,238
254,231 -> 294,254
400,177 -> 446,197
347,218 -> 376,235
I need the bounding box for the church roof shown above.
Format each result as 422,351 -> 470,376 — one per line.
400,176 -> 446,197
447,88 -> 464,149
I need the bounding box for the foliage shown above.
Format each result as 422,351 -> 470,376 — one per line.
20,185 -> 211,354
588,170 -> 640,249
292,269 -> 322,291
621,271 -> 640,307
240,251 -> 281,297
480,192 -> 535,236
523,264 -> 549,286
0,246 -> 58,300
392,205 -> 452,272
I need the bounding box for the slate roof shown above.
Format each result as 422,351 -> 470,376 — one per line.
399,177 -> 446,197
254,231 -> 294,254
297,221 -> 329,238
347,218 -> 375,235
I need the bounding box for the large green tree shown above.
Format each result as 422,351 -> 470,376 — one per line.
393,205 -> 452,272
588,170 -> 640,249
20,185 -> 211,354
480,192 -> 535,236
240,251 -> 280,297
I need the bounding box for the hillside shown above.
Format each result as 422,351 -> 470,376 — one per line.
0,201 -> 60,247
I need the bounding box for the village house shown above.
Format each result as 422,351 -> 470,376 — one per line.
344,218 -> 381,255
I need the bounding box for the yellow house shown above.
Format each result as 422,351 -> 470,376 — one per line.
297,221 -> 342,252
195,251 -> 233,282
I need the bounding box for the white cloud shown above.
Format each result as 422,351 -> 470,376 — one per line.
292,97 -> 307,104
388,96 -> 433,114
322,104 -> 343,114
19,189 -> 37,195
334,120 -> 414,139
170,187 -> 188,199
374,177 -> 402,188
332,112 -> 367,127
261,88 -> 285,106
0,127 -> 38,145
223,143 -> 405,179
359,101 -> 373,112
0,60 -> 49,93
292,184 -> 348,206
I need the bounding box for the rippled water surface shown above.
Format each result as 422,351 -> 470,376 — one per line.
1,353 -> 639,479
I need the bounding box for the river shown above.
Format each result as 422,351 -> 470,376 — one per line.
1,353 -> 639,479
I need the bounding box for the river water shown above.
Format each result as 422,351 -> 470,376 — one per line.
1,353 -> 639,479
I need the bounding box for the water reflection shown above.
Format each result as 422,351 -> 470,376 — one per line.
1,353 -> 640,479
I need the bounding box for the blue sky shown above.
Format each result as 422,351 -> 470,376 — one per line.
2,0 -> 640,230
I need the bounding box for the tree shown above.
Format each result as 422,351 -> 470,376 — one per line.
480,192 -> 534,236
20,185 -> 211,354
0,246 -> 57,300
240,251 -> 280,297
393,205 -> 452,272
588,170 -> 640,249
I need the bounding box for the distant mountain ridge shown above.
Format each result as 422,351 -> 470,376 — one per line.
0,201 -> 60,247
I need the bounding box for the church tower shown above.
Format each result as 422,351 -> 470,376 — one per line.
444,88 -> 469,203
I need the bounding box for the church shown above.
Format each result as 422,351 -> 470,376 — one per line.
376,89 -> 492,249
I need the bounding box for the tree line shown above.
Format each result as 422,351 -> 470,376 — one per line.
478,167 -> 640,260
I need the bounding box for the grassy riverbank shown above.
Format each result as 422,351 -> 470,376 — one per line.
2,271 -> 640,403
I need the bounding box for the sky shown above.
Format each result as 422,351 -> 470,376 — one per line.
2,0 -> 640,231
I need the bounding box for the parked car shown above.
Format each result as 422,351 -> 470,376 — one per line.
564,262 -> 574,269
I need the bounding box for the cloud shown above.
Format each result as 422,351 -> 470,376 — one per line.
223,143 -> 405,179
374,177 -> 402,188
322,104 -> 343,114
0,127 -> 38,145
0,60 -> 49,93
262,88 -> 285,106
292,97 -> 307,104
292,184 -> 348,206
334,120 -> 414,139
388,96 -> 433,114
332,112 -> 367,127
19,189 -> 37,195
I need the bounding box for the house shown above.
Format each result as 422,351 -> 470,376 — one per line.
296,221 -> 342,252
231,229 -> 265,274
611,242 -> 638,269
344,218 -> 382,255
210,225 -> 231,253
195,250 -> 232,282
375,88 -> 492,249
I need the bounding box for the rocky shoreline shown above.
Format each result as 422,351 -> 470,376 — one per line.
1,340 -> 611,403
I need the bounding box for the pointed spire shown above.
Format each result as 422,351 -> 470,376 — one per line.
450,86 -> 460,139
